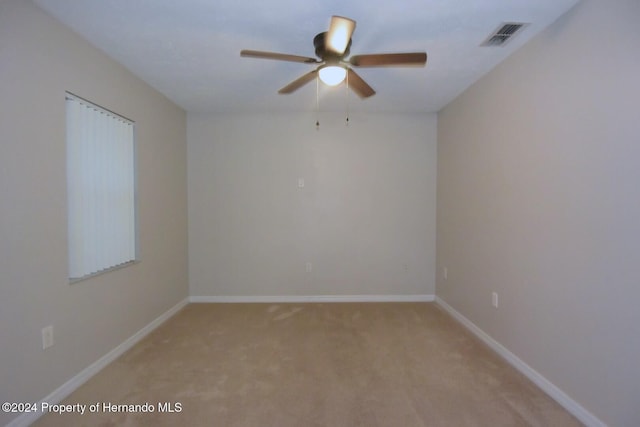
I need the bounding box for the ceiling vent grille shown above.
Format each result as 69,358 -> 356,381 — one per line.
481,22 -> 528,47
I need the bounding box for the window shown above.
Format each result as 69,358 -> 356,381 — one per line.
66,93 -> 137,281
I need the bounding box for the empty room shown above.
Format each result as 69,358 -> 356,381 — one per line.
1,0 -> 638,426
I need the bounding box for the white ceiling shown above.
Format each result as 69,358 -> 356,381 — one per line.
34,0 -> 579,114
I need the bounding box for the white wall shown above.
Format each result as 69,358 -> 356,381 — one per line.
0,1 -> 188,424
436,0 -> 640,426
188,112 -> 437,298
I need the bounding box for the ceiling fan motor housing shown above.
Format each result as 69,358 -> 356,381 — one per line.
313,32 -> 351,61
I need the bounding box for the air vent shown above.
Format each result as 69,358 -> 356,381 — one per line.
481,22 -> 528,47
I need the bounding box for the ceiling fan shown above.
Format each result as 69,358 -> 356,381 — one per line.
240,16 -> 427,99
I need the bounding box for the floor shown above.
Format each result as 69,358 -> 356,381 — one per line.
34,302 -> 582,426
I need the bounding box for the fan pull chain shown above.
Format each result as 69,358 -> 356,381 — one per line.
315,75 -> 320,129
345,69 -> 350,126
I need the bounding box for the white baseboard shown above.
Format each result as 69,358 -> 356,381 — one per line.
6,297 -> 189,427
190,294 -> 435,303
434,296 -> 607,427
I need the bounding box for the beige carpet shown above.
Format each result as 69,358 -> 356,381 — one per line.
34,303 -> 581,426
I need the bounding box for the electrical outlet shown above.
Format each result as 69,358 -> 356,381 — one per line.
305,262 -> 312,273
443,267 -> 448,281
42,325 -> 54,349
492,292 -> 499,308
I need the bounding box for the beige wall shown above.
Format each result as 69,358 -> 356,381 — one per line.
436,0 -> 640,425
188,112 -> 437,298
0,1 -> 188,424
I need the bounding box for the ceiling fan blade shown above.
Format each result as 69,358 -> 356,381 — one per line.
347,68 -> 375,98
278,70 -> 318,94
241,50 -> 319,64
326,16 -> 356,55
349,52 -> 427,67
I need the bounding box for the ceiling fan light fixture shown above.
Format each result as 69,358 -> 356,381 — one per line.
318,65 -> 346,86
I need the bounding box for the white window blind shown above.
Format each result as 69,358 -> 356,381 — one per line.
66,94 -> 137,280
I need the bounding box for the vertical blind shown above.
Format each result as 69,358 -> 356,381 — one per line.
66,95 -> 136,280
